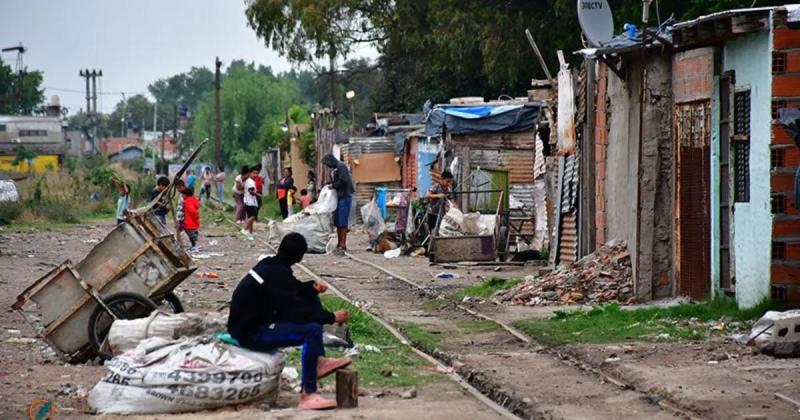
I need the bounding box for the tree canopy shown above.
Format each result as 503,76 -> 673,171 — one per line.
0,57 -> 44,115
190,60 -> 300,168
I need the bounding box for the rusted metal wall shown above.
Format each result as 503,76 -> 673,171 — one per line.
675,101 -> 712,301
452,131 -> 536,185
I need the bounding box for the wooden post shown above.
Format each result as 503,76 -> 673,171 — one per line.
335,369 -> 358,408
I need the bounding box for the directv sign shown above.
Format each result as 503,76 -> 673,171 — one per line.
577,0 -> 614,47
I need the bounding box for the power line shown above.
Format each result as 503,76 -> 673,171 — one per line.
43,86 -> 147,96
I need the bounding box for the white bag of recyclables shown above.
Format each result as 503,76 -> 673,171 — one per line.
269,212 -> 333,253
0,180 -> 19,203
88,336 -> 284,414
360,199 -> 385,242
307,185 -> 338,214
107,311 -> 227,356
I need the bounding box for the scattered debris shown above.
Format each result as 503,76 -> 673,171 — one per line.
191,252 -> 225,259
747,310 -> 800,357
434,272 -> 457,280
400,388 -> 417,399
383,248 -> 402,259
497,240 -> 633,306
81,239 -> 100,244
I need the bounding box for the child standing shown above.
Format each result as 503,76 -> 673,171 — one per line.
116,183 -> 130,225
287,185 -> 298,216
299,189 -> 312,209
175,179 -> 186,235
233,166 -> 249,224
182,186 -> 201,252
149,176 -> 170,225
241,173 -> 258,240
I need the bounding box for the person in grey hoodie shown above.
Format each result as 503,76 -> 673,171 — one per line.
322,153 -> 355,254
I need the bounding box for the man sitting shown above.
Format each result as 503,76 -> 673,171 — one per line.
227,233 -> 351,410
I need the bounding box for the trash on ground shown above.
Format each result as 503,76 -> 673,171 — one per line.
434,272 -> 458,280
191,252 -> 224,259
438,203 -> 496,237
88,336 -> 284,414
5,336 -> 38,344
400,387 -> 417,399
0,180 -> 19,203
281,366 -> 301,392
496,239 -> 633,306
196,271 -> 219,279
747,310 -> 800,357
383,248 -> 402,259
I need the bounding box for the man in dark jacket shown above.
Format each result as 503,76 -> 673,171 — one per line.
322,154 -> 355,254
228,233 -> 351,410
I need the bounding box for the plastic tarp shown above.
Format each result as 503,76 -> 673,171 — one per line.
425,104 -> 540,136
88,336 -> 284,414
779,108 -> 800,147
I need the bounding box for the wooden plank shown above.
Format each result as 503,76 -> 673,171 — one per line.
336,369 -> 359,408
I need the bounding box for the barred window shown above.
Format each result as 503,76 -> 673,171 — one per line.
734,90 -> 751,203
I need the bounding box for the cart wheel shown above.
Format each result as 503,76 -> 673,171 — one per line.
87,292 -> 158,360
157,291 -> 184,313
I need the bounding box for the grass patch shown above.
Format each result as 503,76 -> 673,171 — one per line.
301,295 -> 438,387
456,319 -> 500,334
513,298 -> 785,346
451,277 -> 523,300
398,322 -> 448,352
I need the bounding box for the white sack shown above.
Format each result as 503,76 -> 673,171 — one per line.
360,199 -> 385,242
0,180 -> 19,203
307,186 -> 338,214
108,311 -> 227,356
269,212 -> 334,253
88,336 -> 284,414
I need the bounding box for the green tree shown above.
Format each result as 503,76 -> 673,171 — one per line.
245,0 -> 389,107
148,66 -> 214,114
0,57 -> 44,114
190,60 -> 300,168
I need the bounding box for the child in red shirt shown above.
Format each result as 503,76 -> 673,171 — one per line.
182,186 -> 201,253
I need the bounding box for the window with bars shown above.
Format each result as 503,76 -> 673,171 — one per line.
772,194 -> 786,214
773,100 -> 786,120
773,51 -> 787,74
772,148 -> 785,169
734,90 -> 751,203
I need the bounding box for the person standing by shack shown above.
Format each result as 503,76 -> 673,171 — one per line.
232,166 -> 249,224
275,167 -> 294,219
322,154 -> 354,255
227,233 -> 351,410
214,165 -> 226,204
425,170 -> 454,236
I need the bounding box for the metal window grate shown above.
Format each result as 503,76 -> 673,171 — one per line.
772,148 -> 785,169
734,141 -> 750,202
734,90 -> 751,203
773,242 -> 787,260
772,194 -> 786,214
734,90 -> 751,137
773,100 -> 786,120
773,52 -> 787,74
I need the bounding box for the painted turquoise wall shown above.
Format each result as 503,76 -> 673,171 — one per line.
722,28 -> 773,308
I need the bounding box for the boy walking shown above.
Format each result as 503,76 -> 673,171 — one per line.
182,186 -> 201,252
149,176 -> 170,225
241,171 -> 258,240
228,233 -> 351,410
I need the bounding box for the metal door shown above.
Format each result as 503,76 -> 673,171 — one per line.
675,101 -> 712,300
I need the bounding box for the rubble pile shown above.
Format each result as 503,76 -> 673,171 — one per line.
497,240 -> 634,306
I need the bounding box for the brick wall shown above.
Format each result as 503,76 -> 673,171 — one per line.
771,12 -> 800,302
594,64 -> 609,246
672,48 -> 714,104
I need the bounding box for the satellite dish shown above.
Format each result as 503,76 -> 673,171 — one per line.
577,0 -> 614,47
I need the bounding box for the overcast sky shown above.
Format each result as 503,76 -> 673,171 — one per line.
1,0 -> 375,116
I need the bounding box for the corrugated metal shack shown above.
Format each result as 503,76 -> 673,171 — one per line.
425,101 -> 545,252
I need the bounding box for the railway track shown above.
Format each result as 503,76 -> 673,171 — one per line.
220,218 -> 702,419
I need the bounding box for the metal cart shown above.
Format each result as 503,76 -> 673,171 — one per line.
11,143 -> 205,363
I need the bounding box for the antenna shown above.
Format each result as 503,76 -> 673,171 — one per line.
577,0 -> 614,47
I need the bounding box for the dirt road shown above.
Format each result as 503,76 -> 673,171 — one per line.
2,221 -> 800,419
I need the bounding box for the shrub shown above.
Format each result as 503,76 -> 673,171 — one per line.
0,202 -> 23,225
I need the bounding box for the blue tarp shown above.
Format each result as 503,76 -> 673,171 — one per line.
425,104 -> 539,136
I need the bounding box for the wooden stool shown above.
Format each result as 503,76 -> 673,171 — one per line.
335,368 -> 358,408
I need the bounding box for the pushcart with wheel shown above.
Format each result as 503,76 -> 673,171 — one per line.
11,143 -> 205,363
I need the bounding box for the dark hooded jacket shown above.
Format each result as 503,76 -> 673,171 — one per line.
322,154 -> 354,198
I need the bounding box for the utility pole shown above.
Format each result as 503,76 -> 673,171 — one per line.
160,119 -> 166,175
173,103 -> 179,160
214,57 -> 222,169
79,69 -> 102,152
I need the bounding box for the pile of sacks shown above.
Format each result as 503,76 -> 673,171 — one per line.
88,311 -> 285,414
439,202 -> 496,237
268,186 -> 338,253
497,240 -> 634,306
